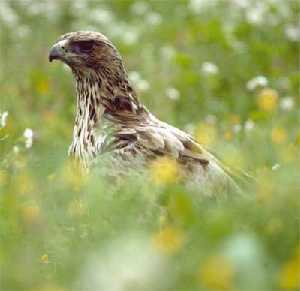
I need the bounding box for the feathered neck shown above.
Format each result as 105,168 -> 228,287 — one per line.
74,69 -> 146,120
68,70 -> 148,164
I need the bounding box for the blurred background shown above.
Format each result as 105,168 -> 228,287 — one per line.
0,0 -> 299,290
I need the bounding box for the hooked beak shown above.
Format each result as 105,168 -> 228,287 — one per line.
49,41 -> 66,62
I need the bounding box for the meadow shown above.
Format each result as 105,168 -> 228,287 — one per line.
0,0 -> 299,290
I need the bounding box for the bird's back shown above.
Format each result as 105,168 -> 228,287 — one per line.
98,113 -> 239,196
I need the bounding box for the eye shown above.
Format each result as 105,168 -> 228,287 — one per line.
72,41 -> 94,53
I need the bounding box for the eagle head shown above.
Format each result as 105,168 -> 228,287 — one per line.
49,31 -> 123,74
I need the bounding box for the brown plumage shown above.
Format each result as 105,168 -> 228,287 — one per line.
49,31 -> 240,195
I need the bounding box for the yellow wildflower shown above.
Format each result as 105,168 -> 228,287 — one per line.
152,225 -> 184,255
257,88 -> 278,112
279,246 -> 300,289
229,114 -> 240,125
271,127 -> 287,144
224,130 -> 233,141
199,256 -> 235,290
21,204 -> 40,224
40,254 -> 49,264
36,79 -> 50,95
150,157 -> 179,185
195,123 -> 216,146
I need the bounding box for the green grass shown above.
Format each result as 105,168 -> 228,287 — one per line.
0,0 -> 299,290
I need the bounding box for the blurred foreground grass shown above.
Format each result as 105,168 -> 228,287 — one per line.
0,0 -> 300,290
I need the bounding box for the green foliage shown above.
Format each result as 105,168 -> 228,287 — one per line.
0,0 -> 299,290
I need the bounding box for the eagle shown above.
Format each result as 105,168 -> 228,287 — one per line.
49,31 -> 241,195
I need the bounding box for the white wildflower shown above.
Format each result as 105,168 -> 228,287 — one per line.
189,0 -> 215,14
0,1 -> 18,26
24,128 -> 33,139
122,29 -> 139,45
0,111 -> 8,128
109,25 -> 123,38
146,12 -> 162,26
244,120 -> 255,131
233,124 -> 242,133
160,46 -> 176,60
72,0 -> 88,11
137,80 -> 150,92
280,97 -> 294,111
246,3 -> 266,25
91,9 -> 113,24
271,163 -> 280,171
201,62 -> 219,75
27,2 -> 46,15
128,71 -> 142,84
26,1 -> 58,20
246,75 -> 268,90
23,128 -> 34,148
131,1 -> 149,15
129,71 -> 149,91
285,24 -> 300,42
166,88 -> 180,101
231,0 -> 251,8
13,146 -> 20,154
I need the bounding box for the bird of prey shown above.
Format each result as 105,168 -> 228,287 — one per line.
49,31 -> 240,194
